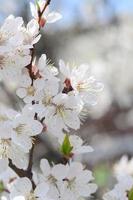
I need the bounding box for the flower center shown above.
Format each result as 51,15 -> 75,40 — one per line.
14,124 -> 27,135
0,115 -> 8,122
77,81 -> 89,92
42,95 -> 51,106
26,193 -> 37,200
0,55 -> 5,69
67,177 -> 76,190
56,105 -> 65,118
48,175 -> 57,184
0,139 -> 11,158
0,32 -> 6,45
27,86 -> 35,96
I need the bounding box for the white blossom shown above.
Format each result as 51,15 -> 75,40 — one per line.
40,159 -> 97,200
59,60 -> 103,106
43,93 -> 82,138
10,177 -> 50,200
11,107 -> 43,152
103,175 -> 133,200
16,74 -> 44,103
114,155 -> 133,178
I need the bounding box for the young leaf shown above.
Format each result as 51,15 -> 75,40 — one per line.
60,134 -> 73,156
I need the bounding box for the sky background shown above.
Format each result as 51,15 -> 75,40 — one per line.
0,0 -> 133,26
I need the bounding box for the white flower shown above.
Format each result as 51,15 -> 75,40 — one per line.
40,160 -> 97,199
10,177 -> 50,200
114,155 -> 133,178
38,54 -> 59,77
11,107 -> 43,152
0,106 -> 29,171
59,134 -> 93,155
0,49 -> 31,71
0,140 -> 29,171
44,93 -> 82,138
22,19 -> 41,46
33,54 -> 59,106
16,74 -> 44,103
59,60 -> 103,106
30,0 -> 62,25
0,15 -> 24,47
103,175 -> 133,200
0,168 -> 17,200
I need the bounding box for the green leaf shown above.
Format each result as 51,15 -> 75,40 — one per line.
128,188 -> 133,200
0,181 -> 4,193
60,134 -> 73,156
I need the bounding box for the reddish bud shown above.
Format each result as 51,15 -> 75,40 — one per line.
39,17 -> 46,27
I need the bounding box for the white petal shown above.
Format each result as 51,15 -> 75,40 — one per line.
10,144 -> 28,170
34,79 -> 45,90
64,110 -> 80,130
67,162 -> 83,179
40,159 -> 51,177
12,133 -> 32,153
52,164 -> 68,180
24,96 -> 34,104
10,177 -> 32,197
16,88 -> 27,98
0,158 -> 8,174
59,59 -> 70,77
46,12 -> 62,23
77,183 -> 97,197
77,170 -> 94,183
38,54 -> 47,71
34,182 -> 49,198
27,19 -> 39,36
74,146 -> 94,154
20,75 -> 31,87
30,2 -> 38,18
29,120 -> 43,136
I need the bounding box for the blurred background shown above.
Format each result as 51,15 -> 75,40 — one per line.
1,0 -> 133,198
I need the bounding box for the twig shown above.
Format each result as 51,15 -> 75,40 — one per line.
41,0 -> 51,16
38,0 -> 52,26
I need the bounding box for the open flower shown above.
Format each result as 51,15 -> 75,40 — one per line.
0,106 -> 28,172
40,159 -> 97,200
16,74 -> 44,103
11,107 -> 43,152
0,15 -> 24,48
10,177 -> 50,200
59,60 -> 103,106
103,175 -> 133,200
22,19 -> 41,46
44,93 -> 82,138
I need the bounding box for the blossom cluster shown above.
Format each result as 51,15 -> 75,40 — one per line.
0,0 -> 107,200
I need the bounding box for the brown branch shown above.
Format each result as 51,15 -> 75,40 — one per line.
41,0 -> 52,16
38,0 -> 52,26
9,155 -> 36,189
27,144 -> 35,173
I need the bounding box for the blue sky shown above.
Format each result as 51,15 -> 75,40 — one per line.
110,0 -> 133,12
1,0 -> 133,25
